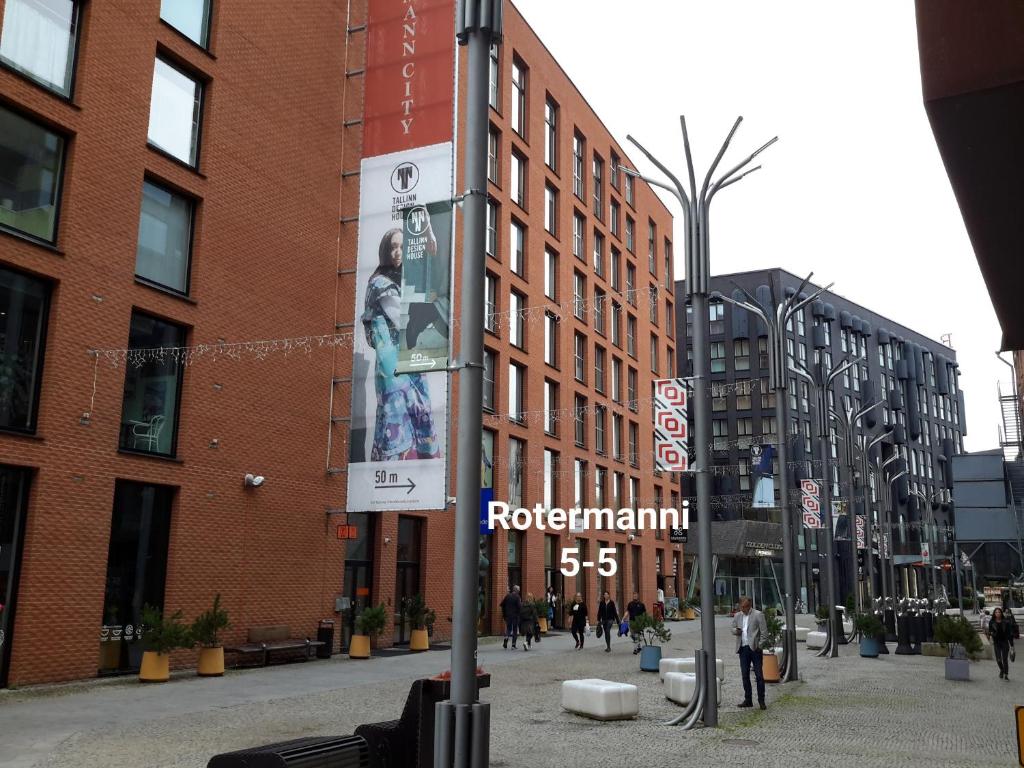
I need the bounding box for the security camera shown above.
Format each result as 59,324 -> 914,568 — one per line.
244,474 -> 266,488
627,534 -> 636,541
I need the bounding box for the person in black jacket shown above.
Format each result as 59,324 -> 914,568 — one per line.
988,607 -> 1015,680
597,591 -> 619,653
500,586 -> 522,650
569,592 -> 588,649
519,593 -> 537,651
625,593 -> 647,655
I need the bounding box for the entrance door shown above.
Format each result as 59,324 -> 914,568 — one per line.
394,517 -> 423,645
739,577 -> 756,608
0,467 -> 29,688
342,513 -> 374,652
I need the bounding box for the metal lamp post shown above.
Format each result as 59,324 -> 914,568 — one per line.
714,274 -> 830,682
619,116 -> 777,727
885,464 -> 909,603
908,488 -> 944,601
855,428 -> 894,606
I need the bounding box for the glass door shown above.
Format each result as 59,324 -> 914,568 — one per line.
342,513 -> 375,652
739,577 -> 756,608
0,467 -> 29,689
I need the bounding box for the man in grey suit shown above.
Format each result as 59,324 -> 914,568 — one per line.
732,596 -> 768,709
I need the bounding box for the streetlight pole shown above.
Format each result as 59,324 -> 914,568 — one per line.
715,274 -> 829,682
876,452 -> 901,610
621,116 -> 777,727
886,465 -> 908,604
438,4 -> 503,767
909,488 -> 943,601
862,429 -> 894,605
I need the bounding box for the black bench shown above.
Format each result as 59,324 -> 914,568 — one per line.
225,625 -> 325,667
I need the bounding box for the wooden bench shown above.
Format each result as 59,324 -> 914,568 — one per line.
225,625 -> 324,667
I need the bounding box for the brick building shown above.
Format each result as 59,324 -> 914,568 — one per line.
0,0 -> 679,687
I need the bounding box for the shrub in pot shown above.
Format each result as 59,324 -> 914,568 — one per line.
683,597 -> 700,620
350,603 -> 388,659
191,594 -> 230,676
761,608 -> 784,681
534,598 -> 550,634
139,605 -> 192,683
853,613 -> 884,658
630,613 -> 671,671
406,594 -> 435,652
934,614 -> 982,680
815,604 -> 830,631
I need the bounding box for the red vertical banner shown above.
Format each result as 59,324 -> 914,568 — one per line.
364,0 -> 456,157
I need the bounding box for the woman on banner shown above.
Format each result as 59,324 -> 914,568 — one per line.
362,227 -> 440,461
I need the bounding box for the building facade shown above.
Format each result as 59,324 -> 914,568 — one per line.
675,269 -> 966,613
0,0 -> 679,687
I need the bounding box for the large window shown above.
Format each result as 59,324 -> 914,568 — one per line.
544,248 -> 557,300
482,348 -> 496,411
572,132 -> 585,199
119,313 -> 186,457
544,449 -> 559,508
510,219 -> 525,275
148,57 -> 203,167
0,105 -> 65,243
508,437 -> 524,507
544,184 -> 557,235
0,266 -> 50,432
135,180 -> 194,294
510,150 -> 526,208
592,155 -> 604,219
544,96 -> 558,170
484,273 -> 497,332
486,199 -> 497,257
544,312 -> 558,367
572,212 -> 585,260
509,290 -> 524,348
488,43 -> 500,109
511,57 -> 527,136
544,380 -> 558,435
0,0 -> 80,95
508,362 -> 525,421
160,0 -> 212,47
487,126 -> 500,183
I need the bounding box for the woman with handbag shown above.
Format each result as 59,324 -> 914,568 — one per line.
596,591 -> 619,653
987,607 -> 1015,680
570,593 -> 588,650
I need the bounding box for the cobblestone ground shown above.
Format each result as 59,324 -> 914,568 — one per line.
2,617 -> 1019,767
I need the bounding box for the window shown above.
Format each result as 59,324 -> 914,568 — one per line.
119,312 -> 186,457
762,415 -> 777,435
612,414 -> 623,459
595,346 -> 606,392
544,97 -> 557,170
712,381 -> 728,412
511,57 -> 527,136
0,0 -> 80,95
507,219 -> 526,275
612,358 -> 622,402
610,248 -> 621,291
611,302 -> 622,347
487,126 -> 500,183
575,395 -> 587,446
0,106 -> 65,243
593,155 -> 604,218
667,347 -> 675,377
573,212 -> 585,260
710,341 -> 726,373
666,301 -> 674,337
594,289 -> 606,335
648,285 -> 658,325
484,273 -> 497,333
625,216 -> 635,252
738,457 -> 751,491
544,380 -> 558,435
610,200 -> 620,237
509,290 -> 525,348
626,315 -> 636,357
625,173 -> 635,205
135,180 -> 194,294
573,272 -> 586,320
758,336 -> 769,369
160,0 -> 211,47
508,362 -> 525,421
734,339 -> 750,371
709,300 -> 725,335
483,349 -> 496,411
544,184 -> 557,235
595,406 -> 606,453
535,245 -> 554,298
629,422 -> 639,466
626,264 -> 636,305
796,308 -> 806,336
610,150 -> 620,189
148,57 -> 203,167
664,239 -> 673,290
800,380 -> 810,413
572,132 -> 585,198
544,312 -> 558,367
544,449 -> 559,507
627,367 -> 638,410
574,459 -> 587,506
486,199 -> 497,257
574,333 -> 586,382
508,437 -> 524,507
713,419 -> 728,450
510,150 -> 526,208
593,231 -> 605,277
760,377 -> 776,408
650,335 -> 659,374
648,220 -> 657,274
594,467 -> 607,507
0,266 -> 50,432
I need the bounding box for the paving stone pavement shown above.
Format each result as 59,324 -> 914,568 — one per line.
1,616 -> 1019,767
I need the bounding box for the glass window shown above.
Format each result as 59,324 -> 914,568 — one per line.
0,0 -> 79,95
593,231 -> 605,277
544,449 -> 559,507
488,43 -> 499,110
544,184 -> 557,235
544,312 -> 558,366
594,289 -> 606,335
572,212 -> 585,260
611,301 -> 622,347
626,263 -> 636,305
148,57 -> 203,167
625,174 -> 634,206
487,126 -> 499,183
0,105 -> 65,242
574,395 -> 587,446
135,180 -> 193,294
593,155 -> 604,219
544,380 -> 558,435
573,272 -> 586,320
595,346 -> 606,392
574,332 -> 586,381
484,273 -> 497,332
544,97 -> 557,170
648,220 -> 657,274
508,362 -> 525,421
508,437 -> 524,507
544,248 -> 557,299
612,357 -> 622,402
627,367 -> 638,409
625,216 -> 635,252
510,219 -> 525,275
119,312 -> 186,457
511,57 -> 527,136
486,199 -> 497,257
595,406 -> 606,453
629,422 -> 639,465
710,341 -> 726,373
734,338 -> 750,371
160,0 -> 211,47
572,132 -> 585,199
509,290 -> 524,348
650,335 -> 659,373
610,247 -> 621,291
626,315 -> 636,357
482,348 -> 495,410
0,266 -> 50,432
510,150 -> 525,208
610,200 -> 620,237
574,459 -> 587,506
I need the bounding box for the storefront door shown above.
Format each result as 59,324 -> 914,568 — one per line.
739,577 -> 756,608
0,466 -> 29,689
342,513 -> 374,652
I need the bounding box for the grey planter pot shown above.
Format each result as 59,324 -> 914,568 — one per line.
944,658 -> 970,681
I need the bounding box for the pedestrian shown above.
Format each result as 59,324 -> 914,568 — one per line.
625,592 -> 647,655
520,592 -> 537,651
987,607 -> 1015,680
500,585 -> 522,650
570,592 -> 588,649
597,591 -> 619,653
732,596 -> 768,710
546,586 -> 558,629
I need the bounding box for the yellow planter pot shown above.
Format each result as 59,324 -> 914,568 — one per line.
762,652 -> 781,683
682,607 -> 695,620
538,617 -> 549,634
198,646 -> 225,676
410,628 -> 430,652
349,634 -> 371,659
139,650 -> 169,683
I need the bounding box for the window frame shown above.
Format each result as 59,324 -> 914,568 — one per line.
0,0 -> 83,98
147,55 -> 206,170
134,177 -> 196,297
0,103 -> 68,245
0,265 -> 51,434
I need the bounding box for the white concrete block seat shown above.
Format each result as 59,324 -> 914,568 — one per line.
561,679 -> 639,721
664,672 -> 723,706
806,631 -> 827,650
795,626 -> 810,642
658,656 -> 725,681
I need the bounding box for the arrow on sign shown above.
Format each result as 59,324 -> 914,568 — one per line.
409,358 -> 438,369
376,477 -> 417,494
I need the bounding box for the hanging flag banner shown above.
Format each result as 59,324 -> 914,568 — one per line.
882,532 -> 891,560
856,514 -> 866,550
750,443 -> 775,509
654,379 -> 689,471
800,479 -> 822,529
921,543 -> 931,565
347,0 -> 457,513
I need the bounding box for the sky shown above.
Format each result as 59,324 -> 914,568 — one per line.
513,0 -> 1010,453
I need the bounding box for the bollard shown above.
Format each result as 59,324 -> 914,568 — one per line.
894,612 -> 914,655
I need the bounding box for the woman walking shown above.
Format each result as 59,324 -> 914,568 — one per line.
597,591 -> 620,653
520,593 -> 537,651
988,607 -> 1015,680
546,586 -> 558,629
570,592 -> 588,650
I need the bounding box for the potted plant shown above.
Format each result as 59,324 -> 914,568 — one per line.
683,597 -> 700,620
630,613 -> 672,671
853,613 -> 885,658
406,594 -> 435,652
761,607 -> 784,682
350,603 -> 387,659
534,598 -> 550,634
191,594 -> 230,676
934,614 -> 982,680
815,604 -> 830,632
139,605 -> 192,683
